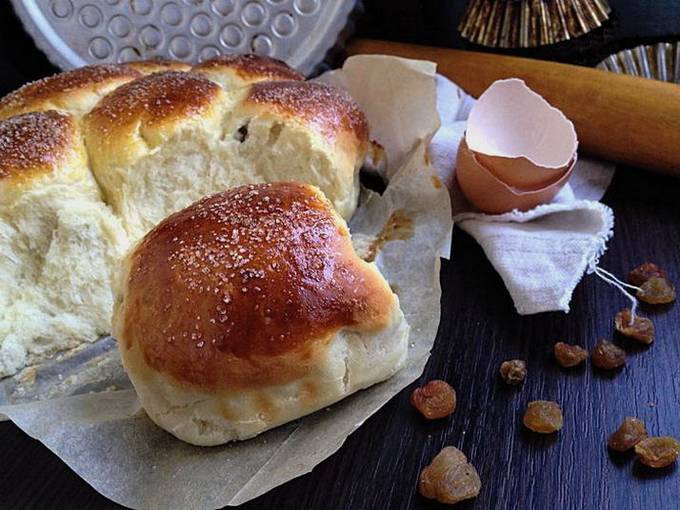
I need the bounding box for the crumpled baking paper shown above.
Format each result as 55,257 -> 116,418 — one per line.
0,56 -> 452,509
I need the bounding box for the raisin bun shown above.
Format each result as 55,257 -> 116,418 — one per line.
192,54 -> 304,90
113,183 -> 408,446
0,111 -> 128,377
83,72 -> 368,240
0,64 -> 142,120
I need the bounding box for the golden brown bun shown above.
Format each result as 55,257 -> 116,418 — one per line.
83,71 -> 223,169
0,111 -> 128,377
192,53 -> 304,90
0,111 -> 87,194
0,64 -> 141,119
194,53 -> 303,80
114,183 -> 408,445
125,59 -> 191,75
244,80 -> 369,147
119,182 -> 392,388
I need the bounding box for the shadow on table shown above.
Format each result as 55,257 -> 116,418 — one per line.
518,426 -> 559,449
633,461 -> 677,480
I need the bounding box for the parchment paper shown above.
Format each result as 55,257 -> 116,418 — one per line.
0,56 -> 452,509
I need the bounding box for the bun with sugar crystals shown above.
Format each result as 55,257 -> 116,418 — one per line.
113,182 -> 408,445
0,64 -> 142,120
192,53 -> 304,90
0,111 -> 127,377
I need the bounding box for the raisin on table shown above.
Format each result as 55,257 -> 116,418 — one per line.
614,309 -> 655,344
608,417 -> 648,452
637,277 -> 676,305
635,436 -> 680,468
410,380 -> 457,420
418,446 -> 481,505
499,359 -> 527,385
523,400 -> 563,434
628,263 -> 668,287
592,341 -> 626,370
554,342 -> 588,368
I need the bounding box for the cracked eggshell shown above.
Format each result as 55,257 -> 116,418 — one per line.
456,139 -> 575,214
465,78 -> 578,190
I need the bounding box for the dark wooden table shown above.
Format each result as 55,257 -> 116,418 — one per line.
1,2 -> 679,509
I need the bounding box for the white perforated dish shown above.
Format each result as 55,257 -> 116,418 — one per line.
10,0 -> 356,75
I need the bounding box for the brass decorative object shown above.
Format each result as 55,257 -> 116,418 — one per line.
458,0 -> 612,48
598,42 -> 680,84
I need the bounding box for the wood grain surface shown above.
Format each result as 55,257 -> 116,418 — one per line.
0,1 -> 679,509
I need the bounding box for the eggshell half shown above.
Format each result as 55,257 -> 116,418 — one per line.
465,78 -> 578,189
475,153 -> 571,190
456,139 -> 575,214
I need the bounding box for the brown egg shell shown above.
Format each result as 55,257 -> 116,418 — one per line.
455,139 -> 576,215
465,78 -> 578,190
476,152 -> 572,190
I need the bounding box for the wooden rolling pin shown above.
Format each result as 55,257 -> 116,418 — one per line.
347,39 -> 680,176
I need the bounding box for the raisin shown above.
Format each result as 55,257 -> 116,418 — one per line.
523,400 -> 563,433
591,341 -> 626,370
410,380 -> 456,420
499,359 -> 527,385
638,277 -> 676,305
607,417 -> 648,452
628,263 -> 668,287
418,447 -> 481,504
554,342 -> 588,368
614,309 -> 655,344
634,436 -> 680,468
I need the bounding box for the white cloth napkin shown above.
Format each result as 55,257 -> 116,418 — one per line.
431,75 -> 616,314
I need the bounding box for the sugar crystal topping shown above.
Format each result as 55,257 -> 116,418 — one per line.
88,71 -> 219,131
0,64 -> 141,112
0,111 -> 73,179
247,81 -> 368,142
124,183 -> 390,387
194,53 -> 303,81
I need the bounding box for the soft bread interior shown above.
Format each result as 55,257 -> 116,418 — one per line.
104,109 -> 359,240
82,77 -> 363,242
0,181 -> 127,376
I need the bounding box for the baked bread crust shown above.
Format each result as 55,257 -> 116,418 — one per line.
0,64 -> 141,119
193,54 -> 304,89
0,111 -> 85,190
118,182 -> 393,388
125,59 -> 192,75
114,183 -> 408,445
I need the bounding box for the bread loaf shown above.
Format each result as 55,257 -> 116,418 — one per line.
0,53 -> 401,413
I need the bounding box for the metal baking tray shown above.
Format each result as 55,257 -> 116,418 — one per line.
10,0 -> 357,76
